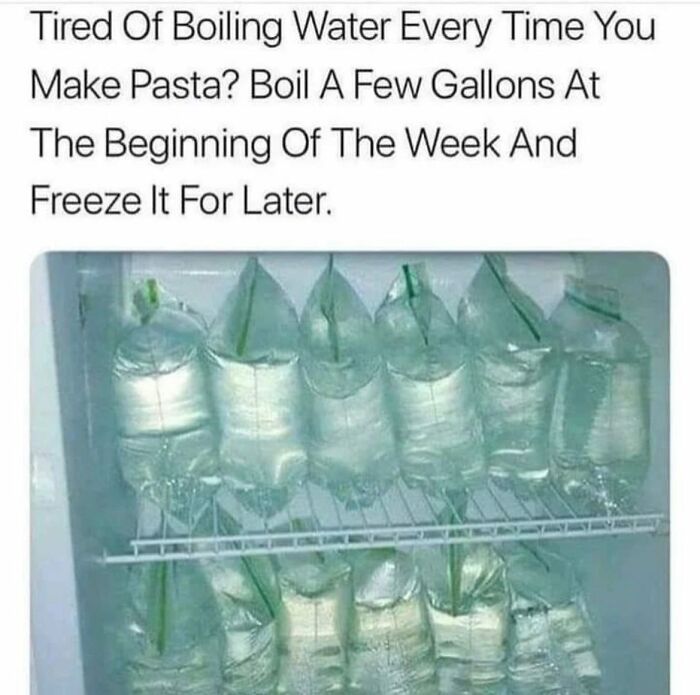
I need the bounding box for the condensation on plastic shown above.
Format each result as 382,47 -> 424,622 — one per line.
459,254 -> 560,489
418,543 -> 508,694
301,257 -> 398,507
275,535 -> 351,694
549,276 -> 650,513
117,560 -> 224,694
347,548 -> 437,694
112,280 -> 220,526
375,263 -> 485,494
504,544 -> 602,695
206,258 -> 309,517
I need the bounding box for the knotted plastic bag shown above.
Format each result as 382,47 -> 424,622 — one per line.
417,543 -> 508,694
347,548 -> 437,694
275,531 -> 351,694
201,515 -> 280,695
206,258 -> 309,517
459,254 -> 560,489
300,256 -> 398,507
504,544 -> 601,695
118,560 -> 224,694
375,263 -> 484,494
112,279 -> 220,527
549,276 -> 650,513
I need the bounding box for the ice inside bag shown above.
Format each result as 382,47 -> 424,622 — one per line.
347,548 -> 437,694
112,279 -> 220,528
417,542 -> 508,694
275,531 -> 351,694
300,256 -> 398,507
206,257 -> 309,517
118,560 -> 224,695
459,254 -> 560,489
375,262 -> 485,494
504,543 -> 602,695
549,276 -> 650,514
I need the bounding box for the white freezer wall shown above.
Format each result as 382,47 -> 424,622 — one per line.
30,255 -> 85,695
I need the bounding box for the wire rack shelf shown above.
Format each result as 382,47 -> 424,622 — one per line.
101,477 -> 667,565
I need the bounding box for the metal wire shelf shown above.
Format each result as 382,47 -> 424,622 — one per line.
101,476 -> 668,565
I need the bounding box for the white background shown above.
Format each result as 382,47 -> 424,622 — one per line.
2,1 -> 698,692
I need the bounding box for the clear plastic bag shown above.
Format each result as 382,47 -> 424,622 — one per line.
417,543 -> 508,694
206,258 -> 309,517
347,548 -> 437,694
276,538 -> 351,694
301,256 -> 398,507
118,560 -> 224,694
375,263 -> 485,494
112,279 -> 220,527
549,276 -> 650,513
504,544 -> 602,695
459,255 -> 560,489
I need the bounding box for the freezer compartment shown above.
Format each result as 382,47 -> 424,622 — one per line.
31,251 -> 670,695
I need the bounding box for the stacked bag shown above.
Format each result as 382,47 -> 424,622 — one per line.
116,542 -> 601,694
112,254 -> 651,518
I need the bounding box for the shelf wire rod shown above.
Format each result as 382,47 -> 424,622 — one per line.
547,481 -> 579,519
465,490 -> 487,522
509,485 -> 535,519
304,482 -> 325,549
284,501 -> 299,548
212,502 -> 221,555
159,507 -> 168,557
376,492 -> 393,528
328,489 -> 345,530
257,493 -> 272,551
438,488 -> 467,523
349,481 -> 372,538
485,480 -> 512,521
134,495 -> 145,558
186,488 -> 197,556
395,481 -> 419,527
529,485 -> 565,534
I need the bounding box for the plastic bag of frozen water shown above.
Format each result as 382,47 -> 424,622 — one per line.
549,276 -> 650,513
202,550 -> 280,694
347,548 -> 437,694
504,544 -> 601,695
276,543 -> 351,693
118,560 -> 224,694
300,256 -> 398,507
417,543 -> 508,694
459,255 -> 560,489
206,258 -> 309,517
375,263 -> 485,494
112,280 -> 220,527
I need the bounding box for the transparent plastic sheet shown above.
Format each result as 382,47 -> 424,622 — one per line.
117,561 -> 224,694
206,257 -> 309,517
112,279 -> 220,528
504,543 -> 602,695
549,276 -> 650,513
347,548 -> 437,694
459,254 -> 560,490
417,543 -> 508,694
375,263 -> 485,494
199,511 -> 280,695
301,256 -> 398,507
275,527 -> 351,694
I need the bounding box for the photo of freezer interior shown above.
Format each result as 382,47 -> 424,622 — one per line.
30,252 -> 669,695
